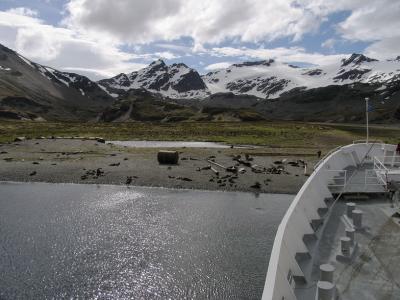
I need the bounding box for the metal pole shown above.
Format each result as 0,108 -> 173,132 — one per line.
365,97 -> 369,144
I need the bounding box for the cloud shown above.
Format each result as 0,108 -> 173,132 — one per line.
63,0 -> 400,61
211,46 -> 346,66
364,37 -> 400,60
64,0 -> 328,45
338,0 -> 400,41
153,51 -> 179,60
321,38 -> 336,49
336,0 -> 400,59
155,43 -> 193,53
6,7 -> 39,17
0,9 -> 153,80
204,62 -> 233,71
1,0 -> 400,82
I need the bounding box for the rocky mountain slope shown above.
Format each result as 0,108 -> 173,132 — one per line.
1,41 -> 400,123
255,82 -> 400,123
97,53 -> 400,105
97,89 -> 264,122
98,59 -> 210,99
0,44 -> 113,120
202,54 -> 400,100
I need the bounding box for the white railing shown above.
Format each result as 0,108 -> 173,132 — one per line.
367,169 -> 387,186
262,142 -> 394,300
313,145 -> 342,170
374,155 -> 400,168
371,155 -> 400,187
353,139 -> 384,144
373,156 -> 388,186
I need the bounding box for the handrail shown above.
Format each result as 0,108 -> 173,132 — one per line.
263,144 -> 347,300
374,157 -> 388,171
353,139 -> 384,144
263,142 -> 395,300
314,140 -> 383,171
314,145 -> 342,170
373,156 -> 389,186
365,169 -> 387,186
374,155 -> 400,167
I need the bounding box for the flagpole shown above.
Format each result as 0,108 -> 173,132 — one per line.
366,97 -> 369,144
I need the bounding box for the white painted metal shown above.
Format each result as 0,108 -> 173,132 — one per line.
365,97 -> 369,144
374,155 -> 400,183
316,281 -> 334,300
319,264 -> 335,283
262,142 -> 395,300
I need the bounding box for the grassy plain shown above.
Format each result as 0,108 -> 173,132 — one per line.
0,120 -> 398,149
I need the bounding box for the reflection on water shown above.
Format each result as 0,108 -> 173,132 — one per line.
0,182 -> 292,299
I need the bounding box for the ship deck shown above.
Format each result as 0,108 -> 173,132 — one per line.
263,143 -> 400,300
296,196 -> 400,299
328,163 -> 387,194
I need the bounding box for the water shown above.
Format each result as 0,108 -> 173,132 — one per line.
0,182 -> 292,299
110,141 -> 230,148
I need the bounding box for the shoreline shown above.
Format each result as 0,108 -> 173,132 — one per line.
0,139 -> 318,194
0,180 -> 297,195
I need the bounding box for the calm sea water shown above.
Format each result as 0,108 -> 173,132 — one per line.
0,182 -> 292,299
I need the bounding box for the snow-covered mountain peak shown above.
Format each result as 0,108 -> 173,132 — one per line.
389,56 -> 400,62
149,58 -> 166,66
97,52 -> 400,101
341,53 -> 378,67
98,60 -> 210,99
203,53 -> 400,99
232,59 -> 275,68
145,59 -> 168,72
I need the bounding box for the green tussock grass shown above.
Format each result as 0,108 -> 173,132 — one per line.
0,120 -> 398,149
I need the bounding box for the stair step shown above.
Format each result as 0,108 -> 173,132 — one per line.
317,207 -> 328,218
295,251 -> 311,263
295,252 -> 313,282
324,197 -> 335,207
333,177 -> 345,183
311,219 -> 323,232
293,275 -> 307,288
328,186 -> 343,194
303,233 -> 318,252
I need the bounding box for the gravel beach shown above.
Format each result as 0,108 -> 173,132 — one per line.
0,138 -> 319,194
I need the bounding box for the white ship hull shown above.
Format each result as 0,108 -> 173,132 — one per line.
262,141 -> 398,300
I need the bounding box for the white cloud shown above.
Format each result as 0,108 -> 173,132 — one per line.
336,0 -> 400,59
155,43 -> 193,53
0,9 -> 154,80
1,0 -> 400,81
365,37 -> 400,60
64,0 -> 327,45
62,0 -> 400,62
6,7 -> 39,17
211,46 -> 346,66
338,0 -> 400,41
321,38 -> 336,49
153,51 -> 179,60
204,62 -> 233,71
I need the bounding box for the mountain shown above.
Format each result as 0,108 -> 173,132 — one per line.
98,59 -> 210,99
200,54 -> 400,123
97,89 -> 264,122
99,53 -> 400,103
255,82 -> 400,122
0,43 -> 113,120
1,42 -> 400,123
202,54 -> 400,100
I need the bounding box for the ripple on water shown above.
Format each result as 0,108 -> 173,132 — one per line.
0,182 -> 292,299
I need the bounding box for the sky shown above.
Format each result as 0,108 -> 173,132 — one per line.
0,0 -> 399,80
